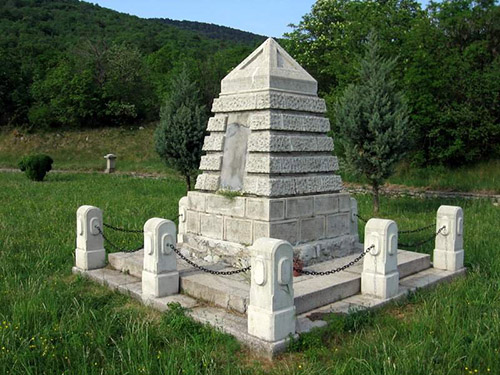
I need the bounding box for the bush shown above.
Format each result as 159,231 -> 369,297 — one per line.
18,154 -> 54,181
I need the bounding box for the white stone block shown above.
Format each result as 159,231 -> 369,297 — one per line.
200,214 -> 224,240
300,217 -> 325,242
225,217 -> 252,244
361,219 -> 399,299
314,194 -> 339,215
253,220 -> 299,244
326,213 -> 349,237
246,155 -> 338,174
248,238 -> 295,342
249,112 -> 330,133
246,198 -> 285,221
199,154 -> 223,171
206,194 -> 246,217
433,205 -> 464,271
142,218 -> 179,298
285,197 -> 314,219
195,174 -> 220,191
75,205 -> 106,271
202,134 -> 225,151
247,133 -> 334,153
206,116 -> 227,132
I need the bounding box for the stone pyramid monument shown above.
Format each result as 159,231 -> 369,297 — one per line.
178,38 -> 360,265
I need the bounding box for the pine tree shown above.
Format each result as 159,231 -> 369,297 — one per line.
335,32 -> 411,214
154,68 -> 207,192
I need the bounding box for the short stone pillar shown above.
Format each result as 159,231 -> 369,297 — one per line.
104,154 -> 116,173
178,196 -> 188,243
349,197 -> 359,238
142,218 -> 179,298
75,205 -> 106,271
248,238 -> 295,342
433,205 -> 464,271
361,219 -> 399,299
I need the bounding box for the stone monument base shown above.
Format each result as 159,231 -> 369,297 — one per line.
178,191 -> 361,266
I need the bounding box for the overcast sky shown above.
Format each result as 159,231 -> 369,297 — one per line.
91,0 -> 431,38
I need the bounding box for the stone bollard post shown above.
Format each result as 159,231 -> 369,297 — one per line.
142,218 -> 179,298
75,205 -> 106,271
177,196 -> 188,243
349,197 -> 359,239
433,205 -> 464,271
361,219 -> 399,299
248,238 -> 295,342
104,154 -> 116,173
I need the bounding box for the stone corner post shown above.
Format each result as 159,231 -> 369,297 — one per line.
75,205 -> 106,271
349,197 -> 359,239
104,154 -> 116,173
142,218 -> 179,298
177,196 -> 188,244
361,218 -> 399,299
433,205 -> 464,271
248,238 -> 295,342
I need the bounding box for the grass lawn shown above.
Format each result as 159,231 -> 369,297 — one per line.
1,126 -> 499,193
0,171 -> 499,374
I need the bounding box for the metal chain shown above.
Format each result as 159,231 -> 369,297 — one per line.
103,222 -> 143,233
398,226 -> 446,248
169,243 -> 251,275
355,214 -> 436,235
293,245 -> 375,276
95,226 -> 143,253
399,222 -> 436,234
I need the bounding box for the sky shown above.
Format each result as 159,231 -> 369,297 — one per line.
91,0 -> 430,38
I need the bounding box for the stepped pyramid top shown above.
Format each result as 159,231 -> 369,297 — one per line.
220,38 -> 318,96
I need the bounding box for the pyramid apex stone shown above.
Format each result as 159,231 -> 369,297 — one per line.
220,38 -> 317,96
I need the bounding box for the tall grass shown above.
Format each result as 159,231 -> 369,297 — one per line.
0,172 -> 498,374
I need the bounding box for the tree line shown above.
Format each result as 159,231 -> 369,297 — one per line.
284,0 -> 499,166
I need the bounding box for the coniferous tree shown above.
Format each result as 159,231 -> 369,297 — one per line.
154,68 -> 207,192
336,32 -> 411,213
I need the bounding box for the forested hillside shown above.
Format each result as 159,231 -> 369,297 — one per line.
156,18 -> 265,44
0,0 -> 260,130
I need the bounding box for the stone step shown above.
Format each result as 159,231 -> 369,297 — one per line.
108,248 -> 430,315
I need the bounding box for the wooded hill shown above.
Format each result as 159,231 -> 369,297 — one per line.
0,0 -> 263,130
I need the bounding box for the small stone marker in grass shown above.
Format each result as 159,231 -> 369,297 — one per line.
104,153 -> 116,173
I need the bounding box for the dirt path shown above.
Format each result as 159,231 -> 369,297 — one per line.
2,168 -> 499,201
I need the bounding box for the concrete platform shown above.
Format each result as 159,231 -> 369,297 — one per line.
72,260 -> 465,358
108,248 -> 430,315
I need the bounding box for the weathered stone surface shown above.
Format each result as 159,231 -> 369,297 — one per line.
286,197 -> 314,219
200,214 -> 224,240
247,133 -> 334,153
249,111 -> 330,132
212,92 -> 326,113
206,195 -> 246,217
314,194 -> 339,215
245,198 -> 285,221
186,211 -> 200,234
199,154 -> 223,171
187,192 -> 206,211
195,174 -> 220,191
433,205 -> 465,271
243,175 -> 342,197
338,193 -> 351,212
248,238 -> 295,342
220,123 -> 251,191
362,219 -> 399,299
326,213 -> 350,238
253,220 -> 299,244
206,116 -> 228,131
300,217 -> 325,242
246,155 -> 338,174
202,134 -> 225,151
225,218 -> 253,244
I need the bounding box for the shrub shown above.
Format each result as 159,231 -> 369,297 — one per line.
18,154 -> 54,181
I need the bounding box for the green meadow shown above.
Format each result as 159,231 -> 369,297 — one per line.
0,171 -> 498,374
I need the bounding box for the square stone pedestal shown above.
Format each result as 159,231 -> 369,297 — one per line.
178,191 -> 360,266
